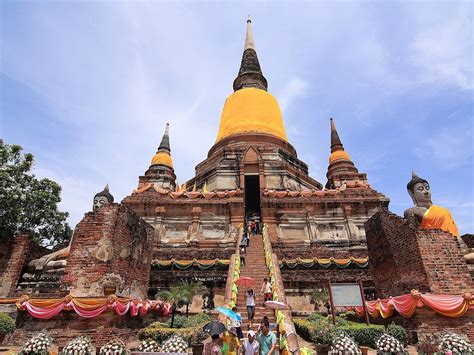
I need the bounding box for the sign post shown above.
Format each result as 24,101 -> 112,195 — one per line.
328,281 -> 366,326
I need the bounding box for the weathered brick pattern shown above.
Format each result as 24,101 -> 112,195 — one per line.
0,233 -> 31,297
365,211 -> 472,297
62,203 -> 154,298
9,311 -> 160,347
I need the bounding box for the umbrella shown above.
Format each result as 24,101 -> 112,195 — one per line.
215,306 -> 241,321
264,300 -> 289,310
203,320 -> 226,335
236,276 -> 255,287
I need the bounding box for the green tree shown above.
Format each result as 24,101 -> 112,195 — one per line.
0,141 -> 72,246
157,280 -> 208,327
157,285 -> 186,328
179,280 -> 207,318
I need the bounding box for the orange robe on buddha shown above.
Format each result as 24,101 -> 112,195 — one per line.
420,205 -> 459,237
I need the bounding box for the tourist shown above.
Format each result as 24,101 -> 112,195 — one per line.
231,306 -> 244,340
250,219 -> 256,235
204,333 -> 223,355
255,218 -> 260,234
279,329 -> 289,355
246,288 -> 256,328
257,319 -> 276,355
241,330 -> 259,355
260,278 -> 272,303
256,316 -> 269,334
228,327 -> 241,355
240,246 -> 246,267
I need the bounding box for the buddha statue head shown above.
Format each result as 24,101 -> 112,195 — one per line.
93,184 -> 114,212
407,171 -> 432,208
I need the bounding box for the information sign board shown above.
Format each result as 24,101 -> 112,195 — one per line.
330,283 -> 363,307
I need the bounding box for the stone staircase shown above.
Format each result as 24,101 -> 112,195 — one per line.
235,234 -> 275,329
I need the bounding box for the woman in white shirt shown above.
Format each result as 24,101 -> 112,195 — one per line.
246,288 -> 256,328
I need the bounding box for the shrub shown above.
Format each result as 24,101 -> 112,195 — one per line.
294,318 -> 334,344
139,324 -> 208,345
0,312 -> 15,335
164,312 -> 212,328
386,322 -> 408,345
306,312 -> 349,326
337,324 -> 384,348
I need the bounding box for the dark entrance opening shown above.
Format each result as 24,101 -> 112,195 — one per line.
244,175 -> 261,218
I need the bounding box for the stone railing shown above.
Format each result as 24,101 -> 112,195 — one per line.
262,225 -> 300,355
219,226 -> 243,324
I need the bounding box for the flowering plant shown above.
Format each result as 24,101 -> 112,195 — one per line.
330,331 -> 361,354
161,334 -> 188,353
19,332 -> 53,355
138,339 -> 162,352
438,332 -> 472,354
61,335 -> 95,355
375,334 -> 407,354
99,338 -> 128,355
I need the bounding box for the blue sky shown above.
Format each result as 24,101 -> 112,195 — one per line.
1,1 -> 473,235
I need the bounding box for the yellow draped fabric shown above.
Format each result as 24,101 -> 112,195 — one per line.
151,151 -> 173,168
421,205 -> 459,237
216,88 -> 287,142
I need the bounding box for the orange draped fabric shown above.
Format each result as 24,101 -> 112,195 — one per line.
420,205 -> 459,237
355,291 -> 472,319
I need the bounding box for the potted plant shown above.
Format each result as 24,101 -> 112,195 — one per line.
438,332 -> 472,354
138,339 -> 162,352
61,335 -> 95,354
99,338 -> 129,355
19,332 -> 53,355
0,312 -> 15,344
330,331 -> 361,354
375,334 -> 408,354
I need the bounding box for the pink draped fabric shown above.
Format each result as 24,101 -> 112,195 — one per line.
24,301 -> 65,319
355,292 -> 472,319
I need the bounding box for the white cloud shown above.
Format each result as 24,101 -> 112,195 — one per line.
276,77 -> 309,113
409,6 -> 473,90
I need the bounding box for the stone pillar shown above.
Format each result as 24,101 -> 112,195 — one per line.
0,233 -> 31,297
62,204 -> 154,299
365,211 -> 472,298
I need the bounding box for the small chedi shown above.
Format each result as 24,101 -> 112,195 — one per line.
0,17 -> 472,349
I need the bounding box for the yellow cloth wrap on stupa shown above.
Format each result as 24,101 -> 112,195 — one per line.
216,88 -> 287,142
151,152 -> 173,168
329,150 -> 351,164
420,205 -> 459,237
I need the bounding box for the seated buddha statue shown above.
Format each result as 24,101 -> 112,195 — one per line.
27,185 -> 114,273
403,172 -> 459,237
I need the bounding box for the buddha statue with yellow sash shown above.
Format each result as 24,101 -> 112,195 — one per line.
403,172 -> 459,237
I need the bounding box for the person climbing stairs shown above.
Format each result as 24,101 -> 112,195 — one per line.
236,233 -> 275,331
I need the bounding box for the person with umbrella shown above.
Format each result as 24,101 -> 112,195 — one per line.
227,327 -> 241,355
231,306 -> 244,340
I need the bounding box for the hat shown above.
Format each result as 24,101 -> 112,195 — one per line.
248,330 -> 256,337
229,327 -> 238,336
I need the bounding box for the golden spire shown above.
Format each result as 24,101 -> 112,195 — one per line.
328,118 -> 351,164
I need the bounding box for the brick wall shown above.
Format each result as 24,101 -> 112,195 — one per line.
365,211 -> 472,297
62,203 -> 154,298
0,233 -> 31,297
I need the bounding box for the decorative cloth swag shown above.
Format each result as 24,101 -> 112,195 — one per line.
152,258 -> 230,270
280,257 -> 368,269
0,295 -> 172,320
355,290 -> 473,319
134,183 -> 243,199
